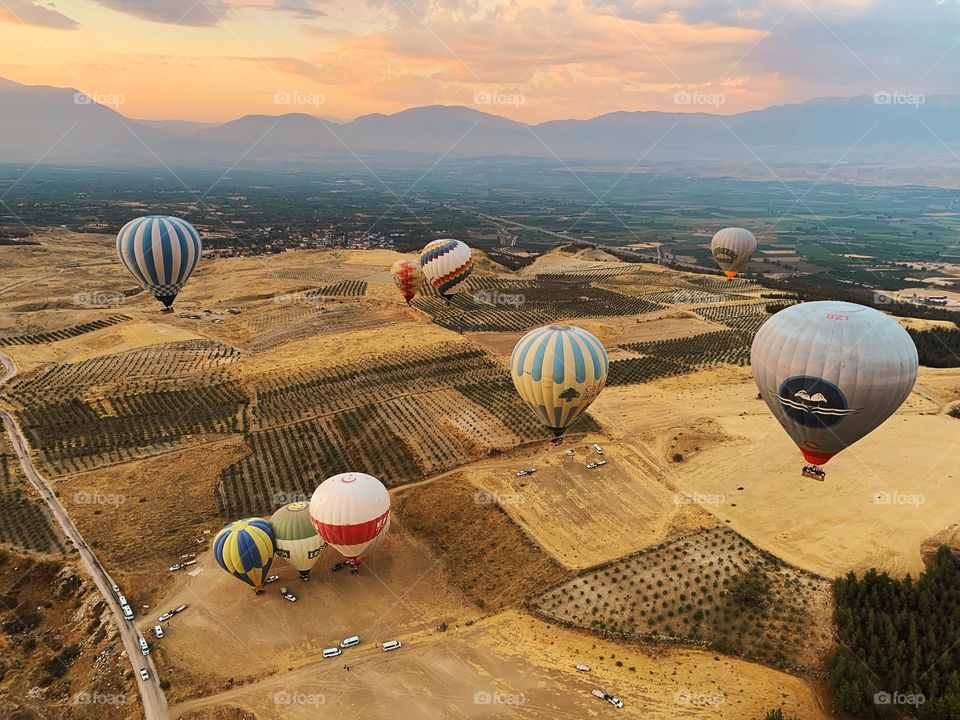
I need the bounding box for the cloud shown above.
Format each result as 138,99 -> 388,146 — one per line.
92,0 -> 231,26
0,0 -> 80,29
270,0 -> 327,18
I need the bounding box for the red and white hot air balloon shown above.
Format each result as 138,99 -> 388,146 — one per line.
309,472 -> 390,567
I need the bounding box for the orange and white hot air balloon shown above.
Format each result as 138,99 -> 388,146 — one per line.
309,472 -> 390,567
390,258 -> 423,304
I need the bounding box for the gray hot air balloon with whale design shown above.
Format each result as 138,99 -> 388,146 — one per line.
751,301 -> 918,478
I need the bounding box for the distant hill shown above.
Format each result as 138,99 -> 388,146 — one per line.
1,77 -> 958,167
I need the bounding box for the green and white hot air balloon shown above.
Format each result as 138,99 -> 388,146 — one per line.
269,502 -> 326,580
751,301 -> 918,476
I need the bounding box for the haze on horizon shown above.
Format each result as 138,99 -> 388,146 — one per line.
0,0 -> 958,123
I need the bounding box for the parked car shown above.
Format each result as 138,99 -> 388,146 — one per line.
158,612 -> 173,623
593,444 -> 603,455
154,625 -> 164,639
139,668 -> 150,681
121,604 -> 134,620
606,695 -> 624,708
323,647 -> 342,658
382,640 -> 402,652
340,635 -> 360,648
575,664 -> 591,672
283,593 -> 297,603
117,594 -> 128,606
174,604 -> 187,613
111,584 -> 120,594
515,468 -> 537,477
586,462 -> 598,470
564,450 -> 575,457
139,637 -> 150,655
168,563 -> 182,572
264,575 -> 280,584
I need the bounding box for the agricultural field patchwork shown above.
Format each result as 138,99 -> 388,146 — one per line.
0,432 -> 63,554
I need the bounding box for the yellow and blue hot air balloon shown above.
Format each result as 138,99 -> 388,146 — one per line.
269,502 -> 326,580
213,518 -> 275,593
116,215 -> 202,311
511,324 -> 609,437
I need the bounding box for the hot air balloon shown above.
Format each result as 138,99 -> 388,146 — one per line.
420,239 -> 472,300
117,215 -> 202,312
511,325 -> 609,438
751,301 -> 918,479
390,258 -> 424,304
212,518 -> 275,593
269,502 -> 326,580
710,228 -> 756,279
309,473 -> 390,568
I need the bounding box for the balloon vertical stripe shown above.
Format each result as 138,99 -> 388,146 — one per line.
117,215 -> 202,309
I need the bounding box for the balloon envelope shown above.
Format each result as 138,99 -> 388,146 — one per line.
390,258 -> 424,303
309,473 -> 390,563
269,502 -> 326,579
213,518 -> 275,591
711,228 -> 756,278
117,215 -> 202,308
420,239 -> 472,299
751,301 -> 918,465
511,324 -> 609,436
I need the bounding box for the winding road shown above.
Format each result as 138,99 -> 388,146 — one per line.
0,351 -> 166,720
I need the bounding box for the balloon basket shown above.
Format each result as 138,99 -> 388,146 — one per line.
801,466 -> 826,481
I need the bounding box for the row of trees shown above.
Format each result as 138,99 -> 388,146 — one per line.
906,326 -> 960,368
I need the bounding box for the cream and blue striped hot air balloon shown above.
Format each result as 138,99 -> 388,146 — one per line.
213,518 -> 275,593
116,215 -> 202,310
420,239 -> 472,300
269,502 -> 326,580
511,325 -> 609,437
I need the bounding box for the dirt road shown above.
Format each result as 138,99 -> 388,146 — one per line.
0,350 -> 167,720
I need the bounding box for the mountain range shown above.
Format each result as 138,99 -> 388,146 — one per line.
1,77 -> 958,168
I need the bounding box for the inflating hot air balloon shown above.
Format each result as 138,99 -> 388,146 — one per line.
420,239 -> 472,300
309,473 -> 390,568
212,518 -> 275,593
390,258 -> 424,304
751,301 -> 918,479
710,228 -> 756,279
117,215 -> 202,312
269,502 -> 326,580
511,325 -> 609,438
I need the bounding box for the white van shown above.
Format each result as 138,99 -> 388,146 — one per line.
154,625 -> 164,639
382,640 -> 402,652
593,444 -> 603,455
121,604 -> 134,620
340,635 -> 360,648
139,637 -> 149,656
323,647 -> 342,658
117,594 -> 128,606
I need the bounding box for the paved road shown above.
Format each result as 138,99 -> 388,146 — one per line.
0,350 -> 167,720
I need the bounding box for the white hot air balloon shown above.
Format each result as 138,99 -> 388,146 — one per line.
710,228 -> 757,279
751,301 -> 918,477
309,473 -> 390,567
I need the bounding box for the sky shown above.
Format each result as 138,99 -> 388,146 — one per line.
0,0 -> 957,123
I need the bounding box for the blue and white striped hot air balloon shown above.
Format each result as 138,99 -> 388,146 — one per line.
511,325 -> 609,437
116,215 -> 202,310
